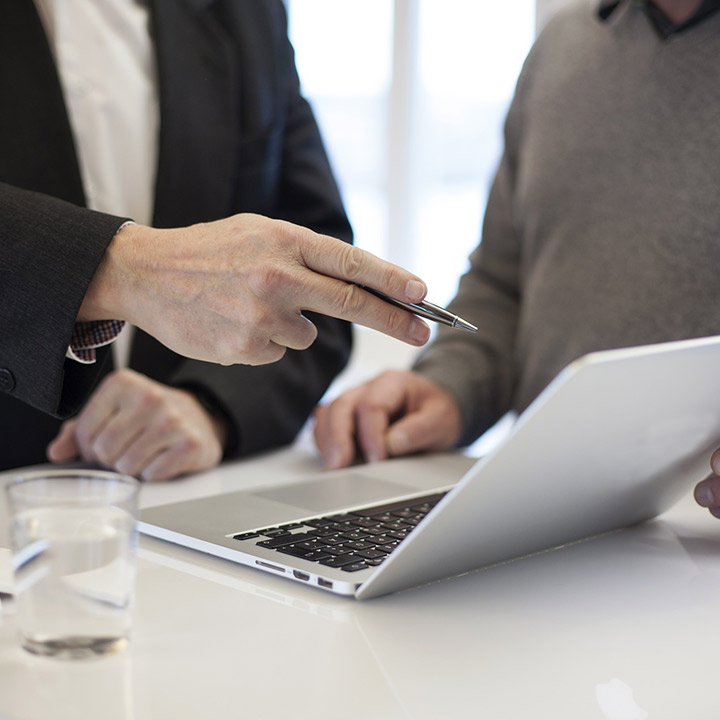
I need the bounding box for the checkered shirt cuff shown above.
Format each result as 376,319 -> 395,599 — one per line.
66,320 -> 126,364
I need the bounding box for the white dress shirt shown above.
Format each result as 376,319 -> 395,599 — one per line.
33,0 -> 160,367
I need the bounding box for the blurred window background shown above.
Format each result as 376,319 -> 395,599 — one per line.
286,0 -> 537,305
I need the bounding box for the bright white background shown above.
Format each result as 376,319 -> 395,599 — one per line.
285,0 -> 582,397
287,0 -> 536,305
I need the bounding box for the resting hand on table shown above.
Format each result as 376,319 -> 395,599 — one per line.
313,370 -> 462,469
694,448 -> 720,517
47,369 -> 226,482
81,214 -> 431,367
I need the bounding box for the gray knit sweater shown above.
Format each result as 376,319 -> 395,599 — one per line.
414,0 -> 720,446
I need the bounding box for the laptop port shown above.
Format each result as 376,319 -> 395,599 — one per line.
293,570 -> 310,581
317,578 -> 333,589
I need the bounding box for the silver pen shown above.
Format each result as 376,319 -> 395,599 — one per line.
361,286 -> 477,333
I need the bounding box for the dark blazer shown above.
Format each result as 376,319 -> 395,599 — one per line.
0,0 -> 352,470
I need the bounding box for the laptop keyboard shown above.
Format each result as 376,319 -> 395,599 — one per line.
232,492 -> 446,573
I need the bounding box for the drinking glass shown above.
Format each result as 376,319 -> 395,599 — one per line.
5,469 -> 140,659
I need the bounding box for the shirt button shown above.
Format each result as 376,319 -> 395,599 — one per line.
0,368 -> 16,393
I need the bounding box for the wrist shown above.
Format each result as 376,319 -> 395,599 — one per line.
77,222 -> 148,323
182,385 -> 233,455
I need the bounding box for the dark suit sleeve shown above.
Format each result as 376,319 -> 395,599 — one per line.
152,0 -> 353,457
0,182 -> 128,417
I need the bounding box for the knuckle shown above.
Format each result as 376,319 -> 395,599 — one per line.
138,386 -> 164,411
114,368 -> 138,384
332,391 -> 361,414
177,434 -> 203,458
248,263 -> 293,300
337,283 -> 365,316
156,411 -> 182,435
379,307 -> 406,336
337,245 -> 366,281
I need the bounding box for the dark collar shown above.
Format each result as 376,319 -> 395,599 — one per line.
598,0 -> 720,34
598,0 -> 623,20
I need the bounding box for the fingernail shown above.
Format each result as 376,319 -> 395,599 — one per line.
405,280 -> 426,303
410,319 -> 430,345
387,428 -> 411,456
695,484 -> 714,507
326,446 -> 343,469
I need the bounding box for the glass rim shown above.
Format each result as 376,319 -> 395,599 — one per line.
5,469 -> 141,505
7,468 -> 139,485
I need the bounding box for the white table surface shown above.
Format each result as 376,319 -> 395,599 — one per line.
2,439 -> 720,720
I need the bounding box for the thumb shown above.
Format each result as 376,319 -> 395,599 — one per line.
47,420 -> 80,462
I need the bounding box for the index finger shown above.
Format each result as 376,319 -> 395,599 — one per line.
298,232 -> 428,304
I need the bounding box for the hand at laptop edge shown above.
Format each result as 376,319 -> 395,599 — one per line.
693,448 -> 720,518
313,369 -> 462,469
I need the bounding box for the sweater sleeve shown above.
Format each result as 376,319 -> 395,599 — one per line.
412,58 -> 535,446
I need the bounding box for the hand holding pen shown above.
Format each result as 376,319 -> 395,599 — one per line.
361,286 -> 477,332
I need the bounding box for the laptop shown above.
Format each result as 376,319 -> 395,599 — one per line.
139,335 -> 720,600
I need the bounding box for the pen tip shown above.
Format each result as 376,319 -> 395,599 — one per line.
455,318 -> 478,333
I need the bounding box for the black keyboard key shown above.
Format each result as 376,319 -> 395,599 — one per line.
356,548 -> 388,560
412,501 -> 440,513
342,540 -> 376,551
326,514 -> 356,523
372,534 -> 394,545
276,545 -> 313,558
293,540 -> 328,551
382,520 -> 410,531
387,529 -> 410,540
370,512 -> 395,522
304,518 -> 335,528
257,533 -> 310,549
263,528 -> 292,538
319,553 -> 365,568
376,538 -> 400,552
233,532 -> 260,541
363,525 -> 390,536
308,526 -> 341,538
322,545 -> 351,556
327,521 -> 354,532
304,550 -> 332,561
349,517 -> 382,528
341,562 -> 369,572
340,530 -> 371,541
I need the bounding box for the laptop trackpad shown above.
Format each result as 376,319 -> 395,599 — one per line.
256,473 -> 417,514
